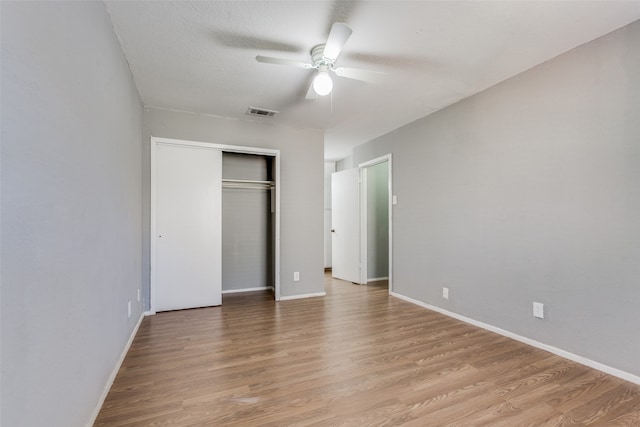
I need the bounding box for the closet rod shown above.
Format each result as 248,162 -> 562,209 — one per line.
222,179 -> 274,190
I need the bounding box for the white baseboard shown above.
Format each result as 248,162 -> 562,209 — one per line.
222,286 -> 273,294
279,291 -> 326,301
367,277 -> 389,283
390,291 -> 640,386
86,311 -> 146,426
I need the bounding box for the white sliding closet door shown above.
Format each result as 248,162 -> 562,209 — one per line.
155,143 -> 222,311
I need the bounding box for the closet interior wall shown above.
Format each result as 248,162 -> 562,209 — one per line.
221,152 -> 275,293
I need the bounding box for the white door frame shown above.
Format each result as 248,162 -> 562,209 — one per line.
358,154 -> 393,293
150,136 -> 281,313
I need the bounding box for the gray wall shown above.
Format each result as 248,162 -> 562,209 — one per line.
366,162 -> 389,279
1,2 -> 143,426
351,21 -> 640,377
335,157 -> 352,172
143,108 -> 324,299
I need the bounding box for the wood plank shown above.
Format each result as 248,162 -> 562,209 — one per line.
94,274 -> 640,426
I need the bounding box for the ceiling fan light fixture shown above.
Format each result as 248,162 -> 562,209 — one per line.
313,70 -> 333,96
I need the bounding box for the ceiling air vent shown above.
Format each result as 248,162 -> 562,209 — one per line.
246,106 -> 279,118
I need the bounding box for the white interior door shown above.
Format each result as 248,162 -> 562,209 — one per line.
331,168 -> 361,283
155,143 -> 222,311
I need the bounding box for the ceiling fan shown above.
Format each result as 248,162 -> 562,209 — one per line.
255,22 -> 384,99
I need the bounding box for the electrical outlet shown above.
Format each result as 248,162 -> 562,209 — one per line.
137,288 -> 141,302
533,302 -> 544,319
293,272 -> 300,282
127,300 -> 132,318
442,287 -> 449,300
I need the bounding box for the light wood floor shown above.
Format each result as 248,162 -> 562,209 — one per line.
95,275 -> 640,426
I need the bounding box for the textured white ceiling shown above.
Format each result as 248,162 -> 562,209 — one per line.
105,1 -> 640,160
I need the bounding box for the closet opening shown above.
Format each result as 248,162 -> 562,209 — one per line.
221,152 -> 276,298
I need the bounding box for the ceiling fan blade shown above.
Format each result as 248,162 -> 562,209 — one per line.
322,22 -> 352,62
333,67 -> 385,84
256,55 -> 313,70
305,79 -> 317,100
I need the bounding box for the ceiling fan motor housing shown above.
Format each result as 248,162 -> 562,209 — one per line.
311,44 -> 332,68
